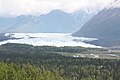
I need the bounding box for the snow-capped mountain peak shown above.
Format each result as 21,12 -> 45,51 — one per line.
107,0 -> 120,9
0,10 -> 95,33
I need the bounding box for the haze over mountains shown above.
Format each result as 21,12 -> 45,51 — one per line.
73,1 -> 120,47
0,10 -> 94,33
0,0 -> 120,47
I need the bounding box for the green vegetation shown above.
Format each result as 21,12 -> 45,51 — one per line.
0,62 -> 64,80
0,43 -> 120,80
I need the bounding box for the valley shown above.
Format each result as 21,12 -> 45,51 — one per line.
0,33 -> 100,48
0,33 -> 120,59
0,43 -> 119,79
0,0 -> 120,80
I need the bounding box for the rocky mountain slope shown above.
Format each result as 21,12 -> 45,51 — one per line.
73,1 -> 120,47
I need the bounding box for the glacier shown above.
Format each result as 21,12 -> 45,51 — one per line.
0,33 -> 101,48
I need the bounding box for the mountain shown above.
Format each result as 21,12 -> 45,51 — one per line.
73,2 -> 120,47
0,10 -> 94,33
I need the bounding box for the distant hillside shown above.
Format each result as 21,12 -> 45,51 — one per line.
0,10 -> 94,33
73,7 -> 120,47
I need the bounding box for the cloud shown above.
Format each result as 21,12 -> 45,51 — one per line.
0,0 -> 115,16
109,0 -> 120,8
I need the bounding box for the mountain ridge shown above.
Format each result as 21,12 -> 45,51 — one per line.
0,10 -> 95,33
73,7 -> 120,47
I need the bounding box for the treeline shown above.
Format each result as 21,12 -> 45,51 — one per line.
0,43 -> 119,80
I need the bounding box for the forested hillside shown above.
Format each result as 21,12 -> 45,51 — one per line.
0,43 -> 120,80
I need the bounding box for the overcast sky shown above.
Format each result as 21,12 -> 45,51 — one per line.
0,0 -> 117,16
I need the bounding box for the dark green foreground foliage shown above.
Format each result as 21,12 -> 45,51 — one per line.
0,43 -> 120,80
0,62 -> 64,80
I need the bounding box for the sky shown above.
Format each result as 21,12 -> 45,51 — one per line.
0,0 -> 117,16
